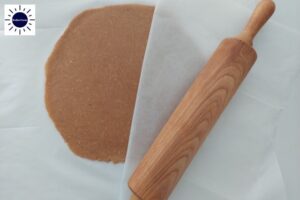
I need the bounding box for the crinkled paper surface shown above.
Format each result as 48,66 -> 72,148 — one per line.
120,0 -> 300,200
0,0 -> 299,200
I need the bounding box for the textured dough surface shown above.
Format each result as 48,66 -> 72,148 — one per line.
45,5 -> 154,162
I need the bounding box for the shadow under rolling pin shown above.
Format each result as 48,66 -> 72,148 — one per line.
129,0 -> 276,199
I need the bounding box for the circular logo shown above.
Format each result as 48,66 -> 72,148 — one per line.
12,12 -> 28,28
4,5 -> 35,35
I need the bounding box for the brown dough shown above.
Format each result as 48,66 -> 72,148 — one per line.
45,5 -> 154,163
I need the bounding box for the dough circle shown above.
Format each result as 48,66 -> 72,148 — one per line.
45,5 -> 154,162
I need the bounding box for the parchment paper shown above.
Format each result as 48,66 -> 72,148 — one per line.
0,0 -> 299,199
120,0 -> 300,199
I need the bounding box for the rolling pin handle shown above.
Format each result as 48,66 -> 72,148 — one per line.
237,0 -> 275,45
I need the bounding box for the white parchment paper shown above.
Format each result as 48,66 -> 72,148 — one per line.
0,0 -> 299,199
121,0 -> 300,199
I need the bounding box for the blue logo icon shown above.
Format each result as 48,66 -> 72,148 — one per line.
12,12 -> 28,28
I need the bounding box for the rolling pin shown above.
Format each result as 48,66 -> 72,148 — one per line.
129,0 -> 276,199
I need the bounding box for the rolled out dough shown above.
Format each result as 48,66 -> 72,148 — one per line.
45,5 -> 154,162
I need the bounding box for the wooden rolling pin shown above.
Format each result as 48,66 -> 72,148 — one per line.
129,0 -> 275,199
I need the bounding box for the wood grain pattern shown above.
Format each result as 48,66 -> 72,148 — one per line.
129,1 -> 275,199
129,39 -> 257,199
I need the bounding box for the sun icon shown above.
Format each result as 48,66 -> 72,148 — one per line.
4,4 -> 35,36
